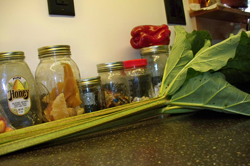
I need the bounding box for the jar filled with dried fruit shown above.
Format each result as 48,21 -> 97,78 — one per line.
140,45 -> 169,97
35,45 -> 84,122
0,51 -> 43,129
97,61 -> 130,108
123,59 -> 155,102
77,76 -> 106,113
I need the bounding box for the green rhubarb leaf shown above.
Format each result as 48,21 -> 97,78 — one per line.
186,30 -> 212,56
159,26 -> 194,97
194,39 -> 211,57
160,27 -> 212,97
160,26 -> 247,97
182,39 -> 211,85
217,31 -> 250,84
170,72 -> 250,116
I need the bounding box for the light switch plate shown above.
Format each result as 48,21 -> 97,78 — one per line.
164,0 -> 186,25
47,0 -> 75,16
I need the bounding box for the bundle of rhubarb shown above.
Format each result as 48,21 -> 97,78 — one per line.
1,25 -> 250,156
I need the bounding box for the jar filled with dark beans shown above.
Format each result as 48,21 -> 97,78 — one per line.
123,59 -> 154,102
77,76 -> 106,113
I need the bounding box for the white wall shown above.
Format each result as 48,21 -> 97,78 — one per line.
0,0 -> 195,78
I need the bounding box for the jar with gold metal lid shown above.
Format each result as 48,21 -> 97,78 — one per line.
0,51 -> 43,129
140,45 -> 169,97
35,45 -> 83,122
77,76 -> 106,113
97,61 -> 130,108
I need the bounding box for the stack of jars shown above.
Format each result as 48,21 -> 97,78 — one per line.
0,43 -> 169,129
96,44 -> 169,105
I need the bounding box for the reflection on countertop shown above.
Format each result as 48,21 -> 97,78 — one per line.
1,110 -> 250,166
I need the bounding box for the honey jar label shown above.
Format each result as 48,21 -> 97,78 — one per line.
6,76 -> 31,116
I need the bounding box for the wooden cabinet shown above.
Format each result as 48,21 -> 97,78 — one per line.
190,5 -> 250,23
189,5 -> 250,39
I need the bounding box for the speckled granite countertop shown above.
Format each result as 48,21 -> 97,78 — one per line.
0,110 -> 250,166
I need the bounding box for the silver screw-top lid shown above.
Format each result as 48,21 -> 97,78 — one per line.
0,51 -> 25,61
38,45 -> 71,58
97,61 -> 124,73
140,45 -> 169,56
77,76 -> 101,86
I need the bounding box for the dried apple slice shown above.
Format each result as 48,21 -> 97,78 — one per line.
50,82 -> 64,101
44,101 -> 53,121
71,93 -> 82,108
63,77 -> 76,100
63,63 -> 74,81
51,93 -> 69,120
66,93 -> 75,107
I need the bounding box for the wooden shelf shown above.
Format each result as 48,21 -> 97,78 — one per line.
190,5 -> 250,23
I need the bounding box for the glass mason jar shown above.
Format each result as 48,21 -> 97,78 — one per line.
35,45 -> 83,121
0,51 -> 43,129
97,61 -> 130,108
123,59 -> 154,102
140,45 -> 169,97
77,76 -> 106,113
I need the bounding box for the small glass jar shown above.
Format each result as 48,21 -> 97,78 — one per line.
0,51 -> 43,129
140,45 -> 169,97
123,59 -> 154,102
77,76 -> 106,113
97,61 -> 130,108
35,45 -> 83,121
